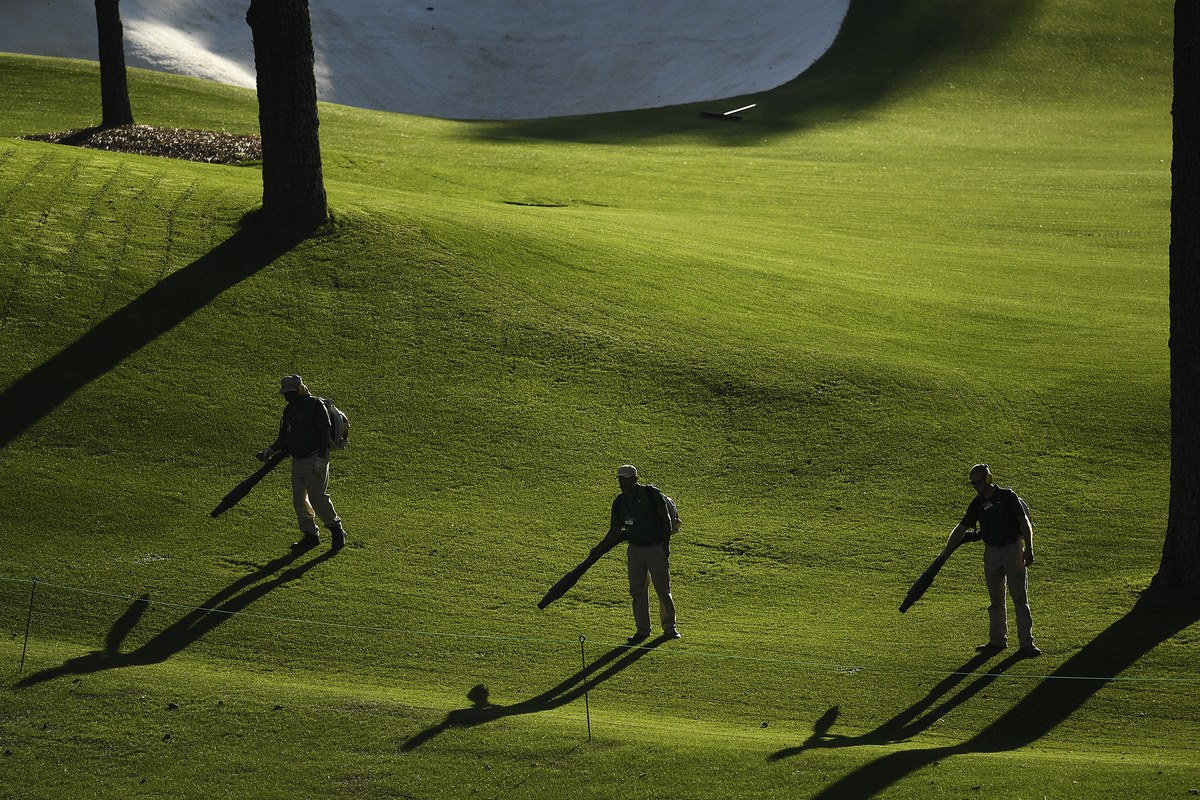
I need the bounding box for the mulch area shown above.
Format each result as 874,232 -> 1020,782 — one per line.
22,124 -> 262,164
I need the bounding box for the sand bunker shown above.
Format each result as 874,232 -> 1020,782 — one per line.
0,0 -> 849,120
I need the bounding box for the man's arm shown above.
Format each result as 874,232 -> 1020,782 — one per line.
655,499 -> 673,554
594,497 -> 625,554
656,500 -> 672,537
594,521 -> 625,555
1021,511 -> 1034,566
939,523 -> 970,559
259,410 -> 289,460
316,399 -> 333,457
942,497 -> 980,557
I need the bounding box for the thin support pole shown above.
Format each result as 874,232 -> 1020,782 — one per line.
19,578 -> 38,675
579,635 -> 592,741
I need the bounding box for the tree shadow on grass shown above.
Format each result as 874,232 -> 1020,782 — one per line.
0,219 -> 301,449
14,545 -> 337,688
471,0 -> 1039,144
771,594 -> 1200,798
401,636 -> 669,751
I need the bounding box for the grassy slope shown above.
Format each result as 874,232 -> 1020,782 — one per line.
0,0 -> 1194,797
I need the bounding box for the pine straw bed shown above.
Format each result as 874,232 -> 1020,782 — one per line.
23,124 -> 262,164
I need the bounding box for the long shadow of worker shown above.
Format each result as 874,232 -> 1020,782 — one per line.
14,546 -> 337,688
402,636 -> 669,751
769,651 -> 1024,759
772,594 -> 1200,799
0,220 -> 300,449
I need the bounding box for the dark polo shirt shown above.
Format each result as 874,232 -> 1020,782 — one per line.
961,487 -> 1026,547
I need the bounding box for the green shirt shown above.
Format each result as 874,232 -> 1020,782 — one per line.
611,485 -> 668,546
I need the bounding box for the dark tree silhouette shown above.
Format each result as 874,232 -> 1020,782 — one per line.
95,0 -> 133,127
1154,0 -> 1200,605
245,0 -> 329,232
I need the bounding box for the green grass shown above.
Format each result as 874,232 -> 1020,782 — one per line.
0,0 -> 1195,797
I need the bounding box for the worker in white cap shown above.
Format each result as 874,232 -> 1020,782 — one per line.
257,374 -> 347,550
593,464 -> 679,644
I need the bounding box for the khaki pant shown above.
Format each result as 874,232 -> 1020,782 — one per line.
292,455 -> 340,535
983,541 -> 1035,649
627,543 -> 677,636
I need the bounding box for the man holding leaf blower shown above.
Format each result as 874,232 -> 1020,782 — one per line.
257,374 -> 347,551
592,464 -> 681,645
938,463 -> 1039,658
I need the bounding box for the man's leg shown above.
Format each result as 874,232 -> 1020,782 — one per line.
1004,543 -> 1035,650
291,457 -> 319,537
304,456 -> 342,532
983,546 -> 1009,647
627,546 -> 652,638
644,544 -> 677,634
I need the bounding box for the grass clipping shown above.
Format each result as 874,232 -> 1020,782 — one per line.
23,124 -> 261,164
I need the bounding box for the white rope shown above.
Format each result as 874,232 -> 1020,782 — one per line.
4,574 -> 1197,685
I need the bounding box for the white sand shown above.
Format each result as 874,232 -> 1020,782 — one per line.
0,0 -> 848,120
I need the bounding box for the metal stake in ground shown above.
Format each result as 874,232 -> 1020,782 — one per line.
19,578 -> 37,674
700,103 -> 757,120
579,635 -> 592,741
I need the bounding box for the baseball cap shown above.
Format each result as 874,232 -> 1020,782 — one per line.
616,464 -> 638,479
279,374 -> 306,395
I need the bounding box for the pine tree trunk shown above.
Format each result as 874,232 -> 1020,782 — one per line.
1153,1 -> 1200,605
246,0 -> 328,232
95,0 -> 133,127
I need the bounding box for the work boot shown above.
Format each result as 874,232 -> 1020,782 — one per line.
330,525 -> 347,551
291,534 -> 320,550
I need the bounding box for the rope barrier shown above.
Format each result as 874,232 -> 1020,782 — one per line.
3,573 -> 1198,685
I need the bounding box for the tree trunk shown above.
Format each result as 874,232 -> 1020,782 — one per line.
95,0 -> 134,127
246,0 -> 328,232
1153,1 -> 1200,605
